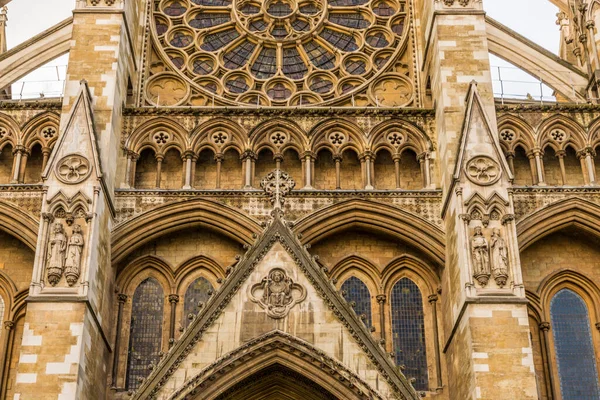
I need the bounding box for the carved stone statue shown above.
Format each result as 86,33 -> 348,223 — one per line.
471,226 -> 491,287
490,228 -> 509,288
65,224 -> 84,286
249,268 -> 307,319
47,222 -> 67,286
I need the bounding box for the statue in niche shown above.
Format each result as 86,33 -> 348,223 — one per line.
47,222 -> 67,286
471,226 -> 491,287
65,224 -> 84,286
249,268 -> 307,319
490,228 -> 509,287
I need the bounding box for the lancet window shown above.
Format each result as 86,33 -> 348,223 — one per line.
183,277 -> 213,328
341,277 -> 372,328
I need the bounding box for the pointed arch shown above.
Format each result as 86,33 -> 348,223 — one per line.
381,254 -> 439,294
174,255 -> 225,290
0,202 -> 39,250
21,111 -> 60,150
517,197 -> 600,251
125,117 -> 188,155
536,115 -> 587,152
340,276 -> 373,329
0,112 -> 20,148
309,118 -> 366,155
117,255 -> 175,294
294,199 -> 445,267
112,199 -> 262,264
497,114 -> 535,152
249,118 -> 309,155
330,255 -> 380,286
368,119 -> 431,156
190,117 -> 247,155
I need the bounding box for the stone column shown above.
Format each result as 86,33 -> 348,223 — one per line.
362,151 -> 374,190
533,148 -> 545,185
155,154 -> 164,189
168,294 -> 179,347
556,150 -> 567,185
303,151 -> 314,189
584,147 -> 596,184
538,322 -> 555,399
428,293 -> 443,390
424,0 -> 538,398
241,150 -> 255,189
376,294 -> 386,342
111,294 -> 127,388
183,151 -> 194,189
215,153 -> 223,189
577,150 -> 589,184
393,154 -> 401,189
10,145 -> 24,183
334,155 -> 341,189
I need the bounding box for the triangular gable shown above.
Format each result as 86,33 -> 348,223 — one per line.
42,80 -> 103,181
133,210 -> 418,400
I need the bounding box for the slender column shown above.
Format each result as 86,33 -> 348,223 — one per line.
274,153 -> 283,170
505,151 -> 515,175
190,156 -> 197,188
418,153 -> 427,188
215,153 -> 223,189
577,150 -> 589,185
18,150 -> 29,183
124,152 -> 133,188
556,150 -> 567,185
376,295 -> 386,342
362,152 -> 374,190
527,152 -> 537,184
428,294 -> 443,389
584,148 -> 596,184
155,155 -> 163,189
129,153 -> 138,188
533,149 -> 545,185
334,155 -> 341,189
587,21 -> 600,68
310,156 -> 315,186
424,153 -> 431,188
241,151 -> 255,189
303,152 -> 314,189
393,155 -> 401,189
168,295 -> 179,347
111,294 -> 127,388
538,322 -> 555,400
11,146 -> 24,183
183,151 -> 194,189
0,320 -> 15,399
41,148 -> 51,171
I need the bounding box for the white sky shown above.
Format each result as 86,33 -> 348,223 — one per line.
3,0 -> 560,99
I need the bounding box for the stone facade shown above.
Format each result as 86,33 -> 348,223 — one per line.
0,0 -> 599,399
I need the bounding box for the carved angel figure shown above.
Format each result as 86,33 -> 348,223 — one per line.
490,228 -> 509,287
47,222 -> 67,286
65,224 -> 84,286
262,269 -> 293,309
471,226 -> 491,287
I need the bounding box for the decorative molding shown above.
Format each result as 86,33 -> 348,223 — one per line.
249,268 -> 307,319
55,154 -> 92,184
465,156 -> 502,186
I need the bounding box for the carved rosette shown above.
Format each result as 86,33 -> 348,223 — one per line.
249,268 -> 307,319
56,154 -> 92,184
465,156 -> 501,186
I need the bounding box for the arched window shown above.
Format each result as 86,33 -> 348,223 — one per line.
341,276 -> 372,328
126,278 -> 164,391
183,277 -> 213,328
391,277 -> 428,391
550,289 -> 600,399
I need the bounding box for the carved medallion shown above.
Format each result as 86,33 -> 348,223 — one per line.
249,268 -> 306,319
465,156 -> 501,186
56,154 -> 92,184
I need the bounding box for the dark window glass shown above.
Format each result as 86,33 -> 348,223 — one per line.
126,278 -> 164,391
251,47 -> 277,79
271,24 -> 289,39
372,1 -> 396,17
267,83 -> 292,100
320,28 -> 358,52
193,59 -> 214,75
329,13 -> 370,29
226,77 -> 250,93
391,278 -> 428,391
267,0 -> 292,16
156,21 -> 168,36
309,77 -> 333,94
299,4 -> 319,14
303,41 -> 335,70
551,289 -> 600,400
203,82 -> 218,93
201,29 -> 240,51
375,55 -> 390,69
164,1 -> 187,16
223,40 -> 257,69
183,277 -> 213,328
345,59 -> 366,75
341,82 -> 355,94
192,0 -> 231,5
283,47 -> 308,79
170,56 -> 185,69
328,0 -> 368,6
170,32 -> 193,48
341,277 -> 372,328
392,18 -> 405,35
189,13 -> 230,29
240,3 -> 260,14
366,32 -> 389,48
292,19 -> 310,32
249,19 -> 268,31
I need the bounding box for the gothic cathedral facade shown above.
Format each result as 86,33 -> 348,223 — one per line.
0,0 -> 599,399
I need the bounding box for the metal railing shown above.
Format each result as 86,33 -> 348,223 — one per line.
5,64 -> 67,100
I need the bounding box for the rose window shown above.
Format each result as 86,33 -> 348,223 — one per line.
151,0 -> 409,106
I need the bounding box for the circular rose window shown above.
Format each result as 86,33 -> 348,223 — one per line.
151,0 -> 409,106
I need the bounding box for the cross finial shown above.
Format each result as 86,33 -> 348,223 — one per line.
260,168 -> 295,211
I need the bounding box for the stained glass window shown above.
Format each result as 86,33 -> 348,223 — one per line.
267,1 -> 292,17
126,278 -> 164,391
170,32 -> 193,48
223,41 -> 256,69
183,277 -> 213,328
267,83 -> 292,101
189,13 -> 230,29
249,19 -> 268,32
366,32 -> 389,48
292,19 -> 310,32
550,289 -> 600,400
283,47 -> 308,79
341,277 -> 372,328
201,29 -> 240,51
192,0 -> 231,5
251,47 -> 277,79
391,278 -> 428,391
328,0 -> 368,6
226,77 -> 250,93
164,1 -> 187,16
320,28 -> 358,52
303,42 -> 335,70
329,13 -> 370,29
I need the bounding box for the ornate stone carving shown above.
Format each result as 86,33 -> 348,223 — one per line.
471,226 -> 491,287
465,156 -> 501,186
249,268 -> 306,319
147,74 -> 189,107
65,224 -> 84,286
56,154 -> 92,184
47,222 -> 67,286
260,169 -> 295,209
490,229 -> 509,288
369,74 -> 414,107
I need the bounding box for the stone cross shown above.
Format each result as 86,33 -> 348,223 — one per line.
260,168 -> 295,210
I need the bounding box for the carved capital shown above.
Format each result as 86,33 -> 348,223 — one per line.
214,153 -> 224,162
459,213 -> 472,222
376,294 -> 386,304
501,214 -> 515,225
3,320 -> 14,330
586,20 -> 596,30
168,294 -> 180,304
241,150 -> 257,161
118,293 -> 128,303
183,150 -> 195,160
428,294 -> 438,303
42,212 -> 55,223
539,322 -> 551,332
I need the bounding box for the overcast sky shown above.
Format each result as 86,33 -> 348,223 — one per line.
3,0 -> 560,99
